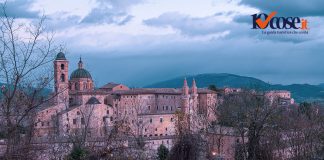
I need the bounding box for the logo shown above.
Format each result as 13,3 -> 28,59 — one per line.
251,12 -> 309,35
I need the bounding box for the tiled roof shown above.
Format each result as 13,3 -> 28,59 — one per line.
100,82 -> 120,89
111,88 -> 215,95
69,90 -> 107,95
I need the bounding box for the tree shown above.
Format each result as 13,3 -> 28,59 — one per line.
0,3 -> 58,159
67,145 -> 89,160
217,90 -> 280,160
157,144 -> 169,160
208,85 -> 217,91
168,111 -> 207,160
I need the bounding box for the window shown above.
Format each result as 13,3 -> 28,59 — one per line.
166,106 -> 169,110
77,111 -> 80,115
61,64 -> 65,70
110,117 -> 113,121
150,118 -> 152,123
81,118 -> 85,125
73,119 -> 77,124
107,110 -> 109,115
165,128 -> 168,131
69,98 -> 73,105
75,83 -> 79,90
148,106 -> 151,110
160,118 -> 163,123
60,74 -> 65,82
171,118 -> 173,122
83,82 -> 87,89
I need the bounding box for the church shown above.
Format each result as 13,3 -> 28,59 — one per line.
34,52 -> 218,149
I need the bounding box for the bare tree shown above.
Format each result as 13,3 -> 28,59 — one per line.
0,3 -> 58,159
217,90 -> 281,160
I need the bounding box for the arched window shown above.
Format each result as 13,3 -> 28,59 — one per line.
83,82 -> 87,89
60,74 -> 65,82
61,64 -> 65,70
75,83 -> 79,90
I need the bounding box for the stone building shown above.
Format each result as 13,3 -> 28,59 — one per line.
34,52 -> 217,150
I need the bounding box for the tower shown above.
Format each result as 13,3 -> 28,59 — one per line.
191,78 -> 198,111
54,52 -> 69,106
191,78 -> 198,96
181,78 -> 190,113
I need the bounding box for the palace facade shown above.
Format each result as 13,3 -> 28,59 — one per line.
34,52 -> 217,149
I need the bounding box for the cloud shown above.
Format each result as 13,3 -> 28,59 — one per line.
81,0 -> 143,25
143,12 -> 319,43
66,35 -> 324,86
240,0 -> 324,17
0,0 -> 39,18
144,12 -> 233,36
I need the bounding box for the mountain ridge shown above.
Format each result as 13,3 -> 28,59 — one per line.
145,73 -> 324,103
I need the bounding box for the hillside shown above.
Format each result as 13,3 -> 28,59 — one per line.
145,73 -> 324,103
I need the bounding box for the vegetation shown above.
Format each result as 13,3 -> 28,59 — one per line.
68,146 -> 89,160
157,144 -> 169,160
0,3 -> 58,159
208,84 -> 217,91
217,90 -> 324,159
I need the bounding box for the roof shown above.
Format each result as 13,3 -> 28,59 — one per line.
86,97 -> 101,105
69,89 -> 107,95
70,68 -> 92,79
100,82 -> 120,89
55,52 -> 66,60
111,88 -> 215,95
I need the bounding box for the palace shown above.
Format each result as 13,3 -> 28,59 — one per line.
34,52 -> 217,150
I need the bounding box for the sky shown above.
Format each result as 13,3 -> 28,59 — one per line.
2,0 -> 324,87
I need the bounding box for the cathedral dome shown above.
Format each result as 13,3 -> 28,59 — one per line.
70,68 -> 92,79
55,52 -> 66,60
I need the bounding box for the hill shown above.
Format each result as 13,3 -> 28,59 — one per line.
145,73 -> 324,103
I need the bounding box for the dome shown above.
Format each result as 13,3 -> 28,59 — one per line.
70,68 -> 92,79
55,52 -> 66,60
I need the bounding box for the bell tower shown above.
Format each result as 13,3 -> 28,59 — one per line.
54,52 -> 69,107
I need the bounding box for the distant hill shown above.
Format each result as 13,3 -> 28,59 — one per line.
0,82 -> 52,98
145,73 -> 324,103
319,83 -> 324,89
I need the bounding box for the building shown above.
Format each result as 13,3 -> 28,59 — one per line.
34,52 -> 217,150
33,52 -> 296,159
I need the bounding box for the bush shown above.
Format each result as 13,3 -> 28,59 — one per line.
68,146 -> 89,160
157,144 -> 169,160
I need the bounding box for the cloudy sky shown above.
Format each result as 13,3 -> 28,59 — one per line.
3,0 -> 324,86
